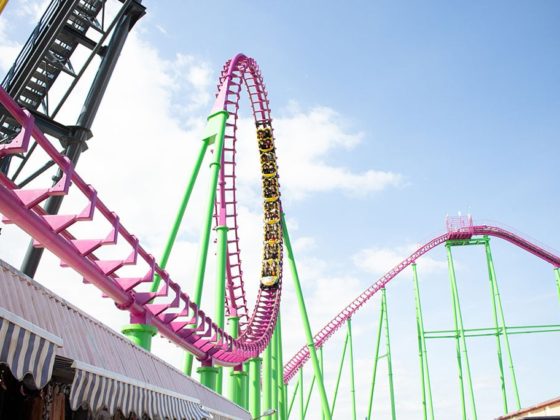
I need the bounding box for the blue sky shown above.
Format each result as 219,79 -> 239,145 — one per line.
1,1 -> 560,418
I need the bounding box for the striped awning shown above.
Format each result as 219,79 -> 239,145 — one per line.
0,307 -> 63,389
70,361 -> 213,419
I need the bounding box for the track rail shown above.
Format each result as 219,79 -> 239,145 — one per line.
283,226 -> 560,383
0,54 -> 282,366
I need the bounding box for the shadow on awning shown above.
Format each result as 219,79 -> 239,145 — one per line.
0,307 -> 63,389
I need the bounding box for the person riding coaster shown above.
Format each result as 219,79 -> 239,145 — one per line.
261,258 -> 280,287
262,161 -> 277,177
265,223 -> 281,243
264,242 -> 280,260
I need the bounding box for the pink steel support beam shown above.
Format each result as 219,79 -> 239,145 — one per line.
283,226 -> 560,383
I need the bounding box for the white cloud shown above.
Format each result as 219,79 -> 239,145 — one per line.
235,105 -> 403,200
353,243 -> 447,276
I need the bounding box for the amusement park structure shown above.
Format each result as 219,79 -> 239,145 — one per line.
1,1 -> 560,420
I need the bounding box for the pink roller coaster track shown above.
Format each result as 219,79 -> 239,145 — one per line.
282,224 -> 560,383
0,54 -> 281,366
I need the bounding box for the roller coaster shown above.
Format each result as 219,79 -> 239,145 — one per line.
0,1 -> 559,419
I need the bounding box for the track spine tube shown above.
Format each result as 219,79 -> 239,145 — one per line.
184,109 -> 228,376
484,238 -> 521,410
412,263 -> 435,420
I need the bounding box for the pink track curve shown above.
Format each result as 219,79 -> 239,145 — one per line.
0,54 -> 282,366
283,225 -> 560,383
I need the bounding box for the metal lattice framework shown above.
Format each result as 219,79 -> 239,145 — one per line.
0,54 -> 284,367
283,224 -> 560,383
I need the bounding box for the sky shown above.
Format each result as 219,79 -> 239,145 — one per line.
1,1 -> 560,419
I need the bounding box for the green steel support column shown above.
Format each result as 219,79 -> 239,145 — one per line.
277,316 -> 286,420
272,326 -> 279,420
555,268 -> 560,307
303,376 -> 315,418
319,347 -> 324,420
367,292 -> 386,420
282,213 -> 332,420
121,324 -> 157,351
264,340 -> 273,415
412,263 -> 435,420
299,368 -> 304,420
248,357 -> 262,418
150,139 -> 210,293
288,380 -> 300,419
185,110 -> 229,376
483,238 -> 509,413
330,331 -> 349,416
347,319 -> 357,420
198,363 -> 219,390
228,316 -> 248,408
284,384 -> 288,420
214,225 -> 229,394
447,244 -> 477,420
484,238 -> 521,410
126,126 -> 212,353
382,289 -> 397,420
133,140 -> 211,352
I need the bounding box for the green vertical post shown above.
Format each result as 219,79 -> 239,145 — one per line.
127,124 -> 211,353
347,319 -> 357,420
303,376 -> 316,418
382,289 -> 397,420
199,363 -> 219,390
272,326 -> 279,420
282,213 -> 332,420
319,347 -> 324,420
248,357 -> 262,418
484,238 -> 521,410
277,316 -> 286,420
367,293 -> 385,420
121,324 -> 157,351
555,268 -> 560,307
483,238 -> 509,413
299,368 -> 304,420
214,224 -> 229,394
330,331 -> 349,416
264,340 -> 273,415
288,379 -> 300,419
185,110 -> 229,376
412,263 -> 435,420
446,244 -> 477,420
228,316 -> 248,407
150,139 -> 210,293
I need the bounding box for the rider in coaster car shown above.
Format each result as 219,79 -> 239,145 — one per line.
265,223 -> 281,242
264,243 -> 279,259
